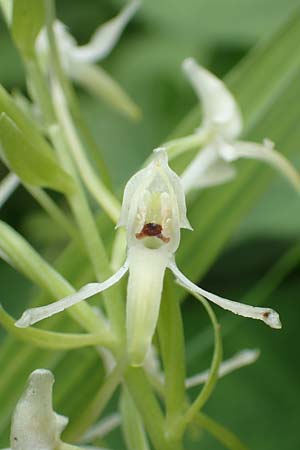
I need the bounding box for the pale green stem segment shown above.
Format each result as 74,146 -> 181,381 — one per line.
43,1 -> 125,338
120,387 -> 150,450
0,306 -> 114,350
42,0 -> 120,223
49,126 -> 125,342
194,412 -> 250,450
164,129 -> 210,160
124,367 -> 175,450
80,413 -> 121,443
64,365 -> 122,442
51,79 -> 121,223
157,271 -> 186,442
67,83 -> 112,188
179,292 -> 222,433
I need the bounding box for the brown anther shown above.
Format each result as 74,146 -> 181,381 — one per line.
136,222 -> 170,243
263,311 -> 270,318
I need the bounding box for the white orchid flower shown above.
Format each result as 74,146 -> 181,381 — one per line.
6,369 -> 70,450
166,58 -> 300,193
36,0 -> 140,120
16,149 -> 281,366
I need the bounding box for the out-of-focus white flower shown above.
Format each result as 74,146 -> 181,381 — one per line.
7,369 -> 68,450
36,0 -> 141,120
166,58 -> 300,193
16,149 -> 281,366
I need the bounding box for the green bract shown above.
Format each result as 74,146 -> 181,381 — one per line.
0,113 -> 74,193
11,0 -> 45,58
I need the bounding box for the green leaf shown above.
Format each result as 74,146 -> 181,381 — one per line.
11,0 -> 45,58
0,113 -> 74,194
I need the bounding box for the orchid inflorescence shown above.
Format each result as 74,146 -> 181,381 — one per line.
16,148 -> 281,367
0,1 -> 298,449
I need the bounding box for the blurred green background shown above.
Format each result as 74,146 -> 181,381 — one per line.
1,1 -> 300,449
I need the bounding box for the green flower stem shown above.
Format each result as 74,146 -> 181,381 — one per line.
194,412 -> 249,450
66,81 -> 112,189
64,364 -> 123,442
165,130 -> 210,160
25,185 -> 80,244
23,46 -> 125,341
124,367 -> 177,450
120,387 -> 150,450
44,0 -> 120,224
0,306 -> 115,350
178,292 -> 222,433
49,126 -> 125,342
157,272 -> 186,443
51,78 -> 121,223
25,57 -> 55,127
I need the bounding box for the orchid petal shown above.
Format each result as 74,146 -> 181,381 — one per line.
71,63 -> 140,120
16,261 -> 129,328
186,349 -> 260,388
72,0 -> 140,64
181,143 -> 236,193
0,173 -> 19,207
182,58 -> 243,140
126,246 -> 169,366
220,139 -> 300,192
169,261 -> 282,329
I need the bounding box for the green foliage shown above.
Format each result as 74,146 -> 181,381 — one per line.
0,2 -> 300,450
0,113 -> 74,193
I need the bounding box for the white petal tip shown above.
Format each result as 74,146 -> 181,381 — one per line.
262,309 -> 282,329
29,369 -> 54,383
15,311 -> 32,328
182,57 -> 197,73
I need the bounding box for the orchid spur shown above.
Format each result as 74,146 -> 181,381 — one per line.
16,149 -> 281,366
36,0 -> 140,120
165,58 -> 300,193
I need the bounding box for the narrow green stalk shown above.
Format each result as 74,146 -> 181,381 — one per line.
40,1 -> 125,340
124,367 -> 173,450
25,57 -> 55,126
67,82 -> 112,188
49,126 -> 125,342
51,79 -> 121,223
158,272 -> 186,442
23,34 -> 125,341
44,0 -> 120,223
64,365 -> 123,442
179,292 -> 222,433
120,387 -> 150,450
194,412 -> 249,450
